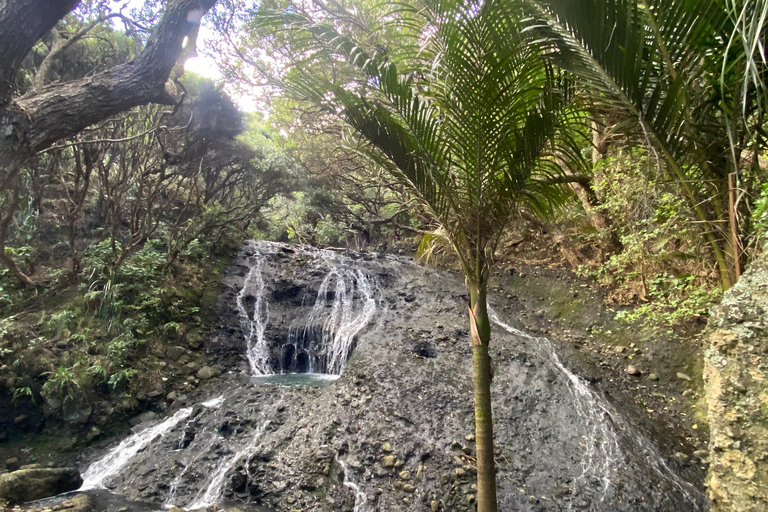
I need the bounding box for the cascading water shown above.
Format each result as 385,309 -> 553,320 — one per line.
75,243 -> 708,512
236,252 -> 271,375
80,396 -> 224,490
489,307 -> 706,510
236,241 -> 378,376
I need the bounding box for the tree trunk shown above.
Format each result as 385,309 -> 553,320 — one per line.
468,277 -> 498,512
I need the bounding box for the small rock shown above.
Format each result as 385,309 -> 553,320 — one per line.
85,427 -> 101,442
381,441 -> 392,452
196,366 -> 215,380
614,346 -> 626,354
129,411 -> 158,427
5,458 -> 19,471
676,372 -> 692,381
674,452 -> 690,463
402,484 -> 416,493
166,346 -> 186,361
647,373 -> 659,381
399,471 -> 410,480
382,456 -> 397,468
431,500 -> 439,511
465,434 -> 475,442
69,493 -> 93,512
682,389 -> 695,397
626,365 -> 641,376
693,449 -> 709,459
166,391 -> 178,403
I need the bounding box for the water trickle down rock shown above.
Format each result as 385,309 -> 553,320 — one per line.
78,241 -> 710,512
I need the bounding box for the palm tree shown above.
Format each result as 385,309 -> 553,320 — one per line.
526,0 -> 768,289
263,0 -> 587,508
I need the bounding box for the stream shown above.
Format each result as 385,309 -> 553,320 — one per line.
75,241 -> 708,511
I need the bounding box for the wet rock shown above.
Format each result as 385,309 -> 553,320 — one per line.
0,467 -> 82,505
129,411 -> 158,426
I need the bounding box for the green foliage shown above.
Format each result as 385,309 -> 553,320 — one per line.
752,183 -> 768,250
578,148 -> 722,327
614,274 -> 722,328
42,366 -> 81,399
12,386 -> 34,405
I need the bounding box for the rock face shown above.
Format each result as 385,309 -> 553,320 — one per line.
79,241 -> 707,512
0,467 -> 83,505
704,251 -> 768,511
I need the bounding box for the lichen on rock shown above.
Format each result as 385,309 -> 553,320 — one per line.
705,250 -> 768,511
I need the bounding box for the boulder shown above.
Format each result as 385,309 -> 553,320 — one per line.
704,249 -> 768,511
0,467 -> 82,505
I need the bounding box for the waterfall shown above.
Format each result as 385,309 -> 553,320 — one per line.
237,251 -> 271,375
281,267 -> 376,375
185,420 -> 270,510
80,407 -> 194,490
237,241 -> 378,376
81,397 -> 224,491
489,307 -> 705,510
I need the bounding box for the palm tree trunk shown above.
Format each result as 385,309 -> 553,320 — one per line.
468,278 -> 498,512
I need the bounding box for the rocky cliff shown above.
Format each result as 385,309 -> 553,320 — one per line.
705,250 -> 768,511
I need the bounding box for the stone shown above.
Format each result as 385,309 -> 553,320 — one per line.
85,427 -> 101,442
197,366 -> 215,380
0,468 -> 82,505
69,493 -> 94,512
166,346 -> 186,361
398,471 -> 410,480
5,458 -> 19,471
626,365 -> 641,376
166,391 -> 178,403
381,456 -> 397,468
676,372 -> 692,382
129,411 -> 158,427
402,484 -> 416,493
464,434 -> 475,442
381,441 -> 392,452
647,373 -> 659,381
431,500 -> 439,511
61,396 -> 92,424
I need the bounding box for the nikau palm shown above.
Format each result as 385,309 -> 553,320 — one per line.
268,0 -> 586,508
527,0 -> 768,289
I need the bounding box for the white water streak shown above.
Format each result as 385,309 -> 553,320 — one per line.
489,307 -> 703,510
236,254 -> 270,375
80,407 -> 195,490
186,420 -> 270,510
336,455 -> 368,512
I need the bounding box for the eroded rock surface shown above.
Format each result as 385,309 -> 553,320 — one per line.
705,251 -> 768,511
